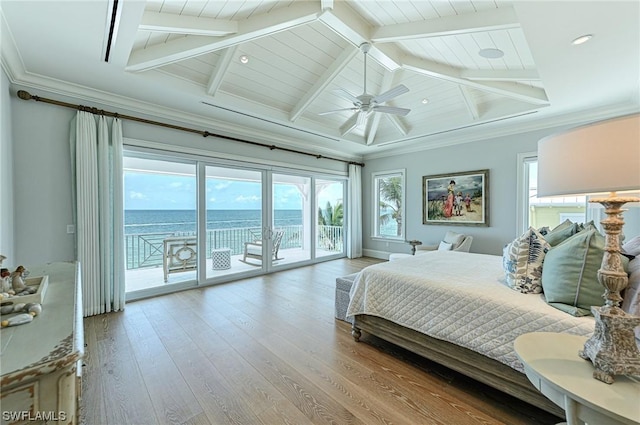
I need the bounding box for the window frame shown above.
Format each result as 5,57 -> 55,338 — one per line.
371,169 -> 406,241
517,152 -> 592,235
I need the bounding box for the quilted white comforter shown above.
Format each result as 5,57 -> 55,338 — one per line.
346,250 -> 595,372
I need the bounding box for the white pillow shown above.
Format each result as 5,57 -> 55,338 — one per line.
621,258 -> 640,340
443,231 -> 464,249
622,235 -> 640,257
438,241 -> 453,251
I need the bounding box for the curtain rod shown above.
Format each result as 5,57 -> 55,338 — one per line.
17,90 -> 365,168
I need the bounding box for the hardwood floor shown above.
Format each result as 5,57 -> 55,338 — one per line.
81,257 -> 561,425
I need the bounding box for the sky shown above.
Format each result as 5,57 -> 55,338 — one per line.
125,172 -> 343,210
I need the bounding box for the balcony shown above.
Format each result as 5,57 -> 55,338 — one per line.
125,225 -> 344,292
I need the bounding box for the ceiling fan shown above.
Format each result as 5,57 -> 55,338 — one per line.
320,42 -> 410,136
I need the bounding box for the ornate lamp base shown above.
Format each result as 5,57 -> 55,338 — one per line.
579,306 -> 640,384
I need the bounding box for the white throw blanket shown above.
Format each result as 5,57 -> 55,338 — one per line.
347,251 -> 595,372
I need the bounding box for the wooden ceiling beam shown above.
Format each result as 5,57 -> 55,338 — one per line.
127,2 -> 321,72
458,86 -> 480,121
206,46 -> 237,96
290,46 -> 358,122
461,69 -> 540,82
139,11 -> 237,36
371,7 -> 519,43
366,113 -> 383,146
402,55 -> 548,105
320,0 -> 334,11
385,113 -> 409,137
319,4 -> 401,71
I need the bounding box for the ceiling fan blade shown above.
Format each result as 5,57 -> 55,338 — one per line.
339,112 -> 361,136
318,107 -> 358,116
333,88 -> 362,105
356,110 -> 368,126
372,84 -> 409,104
373,105 -> 411,116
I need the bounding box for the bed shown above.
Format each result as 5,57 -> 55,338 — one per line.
346,250 -> 598,417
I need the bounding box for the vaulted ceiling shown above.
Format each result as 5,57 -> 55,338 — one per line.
1,1 -> 639,160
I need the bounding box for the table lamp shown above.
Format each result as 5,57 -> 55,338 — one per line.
538,113 -> 640,384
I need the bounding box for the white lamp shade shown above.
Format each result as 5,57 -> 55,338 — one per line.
538,114 -> 640,197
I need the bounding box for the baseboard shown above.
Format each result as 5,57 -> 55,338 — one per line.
363,249 -> 389,260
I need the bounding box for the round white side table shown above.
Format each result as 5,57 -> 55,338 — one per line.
514,332 -> 640,425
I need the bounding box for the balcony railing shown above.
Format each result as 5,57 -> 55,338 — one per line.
125,225 -> 343,270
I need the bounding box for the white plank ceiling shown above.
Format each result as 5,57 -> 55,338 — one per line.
1,0 -> 638,159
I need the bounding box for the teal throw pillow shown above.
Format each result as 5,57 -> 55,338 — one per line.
541,228 -> 606,316
544,220 -> 579,246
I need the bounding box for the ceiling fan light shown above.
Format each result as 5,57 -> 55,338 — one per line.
478,48 -> 504,59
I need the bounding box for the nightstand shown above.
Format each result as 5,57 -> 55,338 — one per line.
514,332 -> 640,425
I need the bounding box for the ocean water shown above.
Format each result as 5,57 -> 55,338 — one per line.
124,209 -> 302,235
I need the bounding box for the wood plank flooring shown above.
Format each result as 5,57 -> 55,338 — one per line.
81,257 -> 561,425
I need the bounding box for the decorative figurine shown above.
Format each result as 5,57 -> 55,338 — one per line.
11,266 -> 35,295
0,268 -> 11,293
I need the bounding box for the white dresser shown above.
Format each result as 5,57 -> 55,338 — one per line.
1,262 -> 84,425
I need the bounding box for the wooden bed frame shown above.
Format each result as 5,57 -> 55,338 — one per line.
352,314 -> 565,419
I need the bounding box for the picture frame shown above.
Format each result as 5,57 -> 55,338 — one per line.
422,169 -> 489,226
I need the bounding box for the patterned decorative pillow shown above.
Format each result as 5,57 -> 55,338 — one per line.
537,226 -> 550,236
503,227 -> 551,294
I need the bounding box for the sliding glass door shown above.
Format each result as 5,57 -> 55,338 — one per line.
316,179 -> 345,258
124,155 -> 197,294
124,149 -> 348,299
272,173 -> 312,267
204,166 -> 264,279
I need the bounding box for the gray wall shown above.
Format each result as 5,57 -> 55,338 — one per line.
7,85 -> 348,265
5,82 -> 640,265
1,68 -> 14,262
10,88 -> 77,264
362,129 -> 640,257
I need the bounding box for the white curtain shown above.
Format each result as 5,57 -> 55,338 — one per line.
71,112 -> 125,316
347,164 -> 363,258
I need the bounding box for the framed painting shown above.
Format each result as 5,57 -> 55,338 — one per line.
422,169 -> 489,226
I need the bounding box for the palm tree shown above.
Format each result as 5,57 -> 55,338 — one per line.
318,201 -> 343,226
318,201 -> 343,250
379,177 -> 402,236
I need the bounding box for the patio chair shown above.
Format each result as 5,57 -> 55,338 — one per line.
163,235 -> 197,282
242,230 -> 285,265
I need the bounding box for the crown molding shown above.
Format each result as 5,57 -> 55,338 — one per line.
1,25 -> 363,165
363,101 -> 640,161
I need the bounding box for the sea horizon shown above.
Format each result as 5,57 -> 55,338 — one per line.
124,209 -> 302,235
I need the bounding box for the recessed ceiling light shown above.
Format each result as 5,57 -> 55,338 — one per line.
572,34 -> 593,45
421,98 -> 429,104
478,48 -> 504,59
239,55 -> 249,64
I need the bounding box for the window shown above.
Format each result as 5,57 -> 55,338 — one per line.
372,170 -> 405,240
123,146 -> 350,300
517,153 -> 587,234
